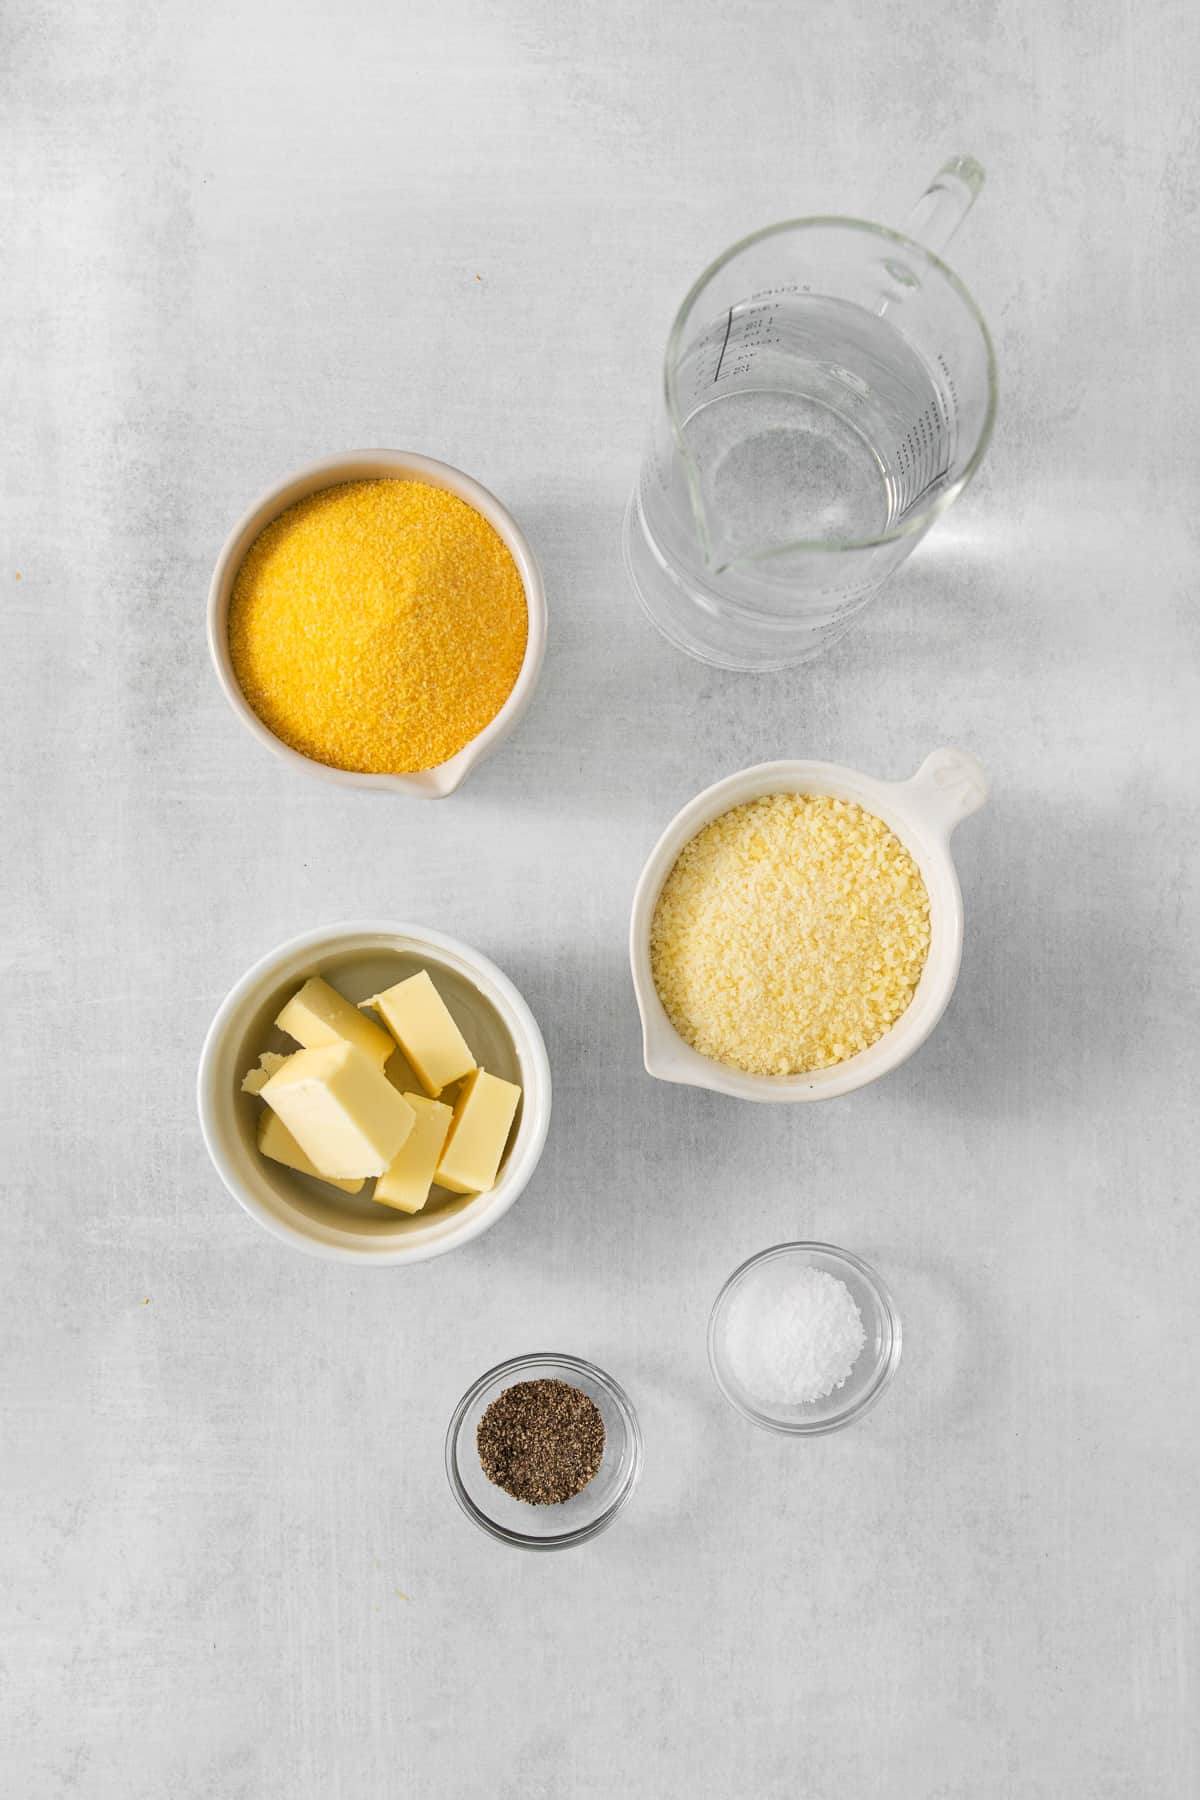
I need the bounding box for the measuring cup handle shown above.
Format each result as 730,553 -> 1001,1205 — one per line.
899,747 -> 989,838
902,156 -> 985,258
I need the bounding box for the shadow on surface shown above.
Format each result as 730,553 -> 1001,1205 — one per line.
892,787 -> 1168,1127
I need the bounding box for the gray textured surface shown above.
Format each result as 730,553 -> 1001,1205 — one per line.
5,1 -> 1199,1795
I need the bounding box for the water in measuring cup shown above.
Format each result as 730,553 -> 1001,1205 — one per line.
674,295 -> 953,564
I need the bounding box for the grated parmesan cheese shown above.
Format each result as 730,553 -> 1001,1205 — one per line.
650,792 -> 930,1076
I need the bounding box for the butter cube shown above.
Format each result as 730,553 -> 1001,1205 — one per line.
241,1050 -> 292,1096
276,976 -> 394,1069
374,1093 -> 454,1214
360,970 -> 475,1097
435,1067 -> 521,1195
260,1043 -> 415,1178
257,1110 -> 365,1195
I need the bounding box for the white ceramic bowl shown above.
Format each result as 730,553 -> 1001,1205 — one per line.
207,450 -> 547,797
630,747 -> 987,1101
197,922 -> 552,1262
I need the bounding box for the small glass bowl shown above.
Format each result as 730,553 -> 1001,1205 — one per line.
708,1242 -> 902,1435
445,1353 -> 643,1550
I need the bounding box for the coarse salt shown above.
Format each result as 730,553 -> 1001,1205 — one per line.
724,1261 -> 866,1405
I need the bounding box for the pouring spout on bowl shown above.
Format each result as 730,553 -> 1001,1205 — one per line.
637,998 -> 702,1086
397,744 -> 476,798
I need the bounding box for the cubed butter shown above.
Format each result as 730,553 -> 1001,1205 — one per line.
257,1110 -> 365,1195
435,1067 -> 521,1195
276,976 -> 394,1068
374,1093 -> 454,1214
241,1050 -> 292,1096
260,1042 -> 415,1178
360,970 -> 475,1097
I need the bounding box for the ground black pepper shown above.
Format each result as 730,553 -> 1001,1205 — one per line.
476,1379 -> 606,1505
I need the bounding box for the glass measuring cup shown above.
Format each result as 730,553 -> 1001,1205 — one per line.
624,157 -> 997,670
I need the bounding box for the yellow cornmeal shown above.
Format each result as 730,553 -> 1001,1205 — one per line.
228,479 -> 528,774
650,794 -> 931,1076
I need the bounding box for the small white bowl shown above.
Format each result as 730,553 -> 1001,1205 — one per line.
630,747 -> 987,1101
197,922 -> 552,1263
207,450 -> 547,797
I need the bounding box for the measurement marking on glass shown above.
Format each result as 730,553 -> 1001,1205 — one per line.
712,306 -> 734,383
